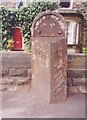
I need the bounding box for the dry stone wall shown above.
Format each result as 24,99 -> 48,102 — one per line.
67,53 -> 87,95
0,51 -> 87,94
0,51 -> 31,91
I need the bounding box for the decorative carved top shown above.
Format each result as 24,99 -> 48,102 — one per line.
31,11 -> 67,38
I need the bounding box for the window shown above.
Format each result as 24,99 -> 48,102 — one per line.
16,0 -> 26,9
60,0 -> 73,9
66,20 -> 79,45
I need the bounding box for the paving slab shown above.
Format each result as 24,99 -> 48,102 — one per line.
0,86 -> 85,118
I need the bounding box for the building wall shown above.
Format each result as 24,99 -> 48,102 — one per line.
74,1 -> 87,46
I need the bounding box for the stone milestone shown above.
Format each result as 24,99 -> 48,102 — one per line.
31,11 -> 67,103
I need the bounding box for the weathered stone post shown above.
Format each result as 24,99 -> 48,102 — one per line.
31,11 -> 67,103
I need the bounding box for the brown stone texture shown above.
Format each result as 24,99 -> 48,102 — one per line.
50,40 -> 67,103
9,68 -> 28,77
0,51 -> 87,95
67,53 -> 87,95
2,51 -> 31,68
0,84 -> 7,91
68,54 -> 87,69
31,11 -> 67,103
68,69 -> 87,78
67,54 -> 87,83
32,11 -> 67,38
2,68 -> 9,76
32,38 -> 67,103
0,51 -> 31,91
0,77 -> 31,91
68,85 -> 87,95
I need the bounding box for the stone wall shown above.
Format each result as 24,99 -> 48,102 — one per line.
0,51 -> 87,94
0,51 -> 31,91
67,53 -> 87,95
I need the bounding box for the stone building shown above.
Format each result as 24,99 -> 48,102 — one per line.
58,0 -> 87,53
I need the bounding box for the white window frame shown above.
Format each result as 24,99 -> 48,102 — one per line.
76,23 -> 79,44
66,20 -> 79,45
60,0 -> 73,9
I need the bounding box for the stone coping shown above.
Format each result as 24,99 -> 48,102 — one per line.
58,9 -> 83,18
0,51 -> 87,55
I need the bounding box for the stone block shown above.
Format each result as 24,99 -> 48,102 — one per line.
68,85 -> 87,95
9,68 -> 28,77
79,85 -> 87,94
32,39 -> 67,103
67,69 -> 87,78
67,78 -> 87,86
31,11 -> 67,103
1,77 -> 14,84
67,61 -> 86,69
68,86 -> 80,95
2,68 -> 9,77
14,77 -> 31,85
0,68 -> 2,77
28,69 -> 32,78
1,77 -> 31,85
68,54 -> 87,69
2,51 -> 31,68
0,84 -> 7,91
0,77 -> 2,85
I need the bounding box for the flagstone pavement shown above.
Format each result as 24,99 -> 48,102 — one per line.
0,86 -> 86,118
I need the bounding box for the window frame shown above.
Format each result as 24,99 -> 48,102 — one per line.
16,0 -> 26,9
66,20 -> 80,45
60,0 -> 73,9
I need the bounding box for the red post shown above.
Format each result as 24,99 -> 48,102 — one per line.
13,27 -> 23,51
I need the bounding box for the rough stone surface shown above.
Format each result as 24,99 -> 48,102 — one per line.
0,51 -> 86,95
67,54 -> 87,95
0,77 -> 31,91
28,69 -> 32,77
1,77 -> 31,85
0,84 -> 7,91
68,69 -> 87,78
9,68 -> 28,77
14,77 -> 31,85
68,85 -> 87,95
1,77 -> 14,84
2,51 -> 31,68
68,54 -> 87,69
2,68 -> 9,77
0,68 -> 2,77
68,86 -> 80,95
2,87 -> 85,118
0,51 -> 31,89
79,85 -> 87,94
68,78 -> 86,86
31,11 -> 67,103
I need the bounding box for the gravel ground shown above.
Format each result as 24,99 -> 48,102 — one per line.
0,86 -> 86,118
